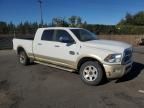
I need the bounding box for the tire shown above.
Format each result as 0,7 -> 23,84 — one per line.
79,61 -> 103,86
18,51 -> 30,65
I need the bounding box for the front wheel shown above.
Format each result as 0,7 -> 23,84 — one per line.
80,61 -> 103,86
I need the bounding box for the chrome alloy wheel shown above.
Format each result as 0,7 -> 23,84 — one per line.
83,65 -> 98,81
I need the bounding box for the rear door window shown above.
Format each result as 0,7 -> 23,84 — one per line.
41,30 -> 54,41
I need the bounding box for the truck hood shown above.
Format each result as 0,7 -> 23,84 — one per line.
83,40 -> 132,53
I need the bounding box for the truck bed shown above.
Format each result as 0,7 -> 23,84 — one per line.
13,38 -> 33,55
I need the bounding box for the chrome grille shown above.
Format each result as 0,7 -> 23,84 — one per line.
122,48 -> 132,64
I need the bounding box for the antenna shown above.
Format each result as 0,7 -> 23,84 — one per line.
38,0 -> 43,26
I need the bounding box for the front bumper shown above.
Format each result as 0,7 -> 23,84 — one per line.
103,62 -> 133,79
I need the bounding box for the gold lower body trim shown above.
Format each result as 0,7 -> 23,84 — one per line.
34,61 -> 75,72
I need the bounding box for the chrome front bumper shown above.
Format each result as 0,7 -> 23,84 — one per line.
103,62 -> 133,79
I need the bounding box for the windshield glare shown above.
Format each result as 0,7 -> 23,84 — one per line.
70,29 -> 97,42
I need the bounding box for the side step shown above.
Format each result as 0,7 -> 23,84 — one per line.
34,61 -> 75,72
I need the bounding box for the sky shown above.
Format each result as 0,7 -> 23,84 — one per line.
0,0 -> 144,25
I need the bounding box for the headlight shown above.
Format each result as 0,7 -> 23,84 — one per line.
104,53 -> 122,63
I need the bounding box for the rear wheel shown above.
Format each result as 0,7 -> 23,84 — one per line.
19,51 -> 30,65
80,61 -> 103,86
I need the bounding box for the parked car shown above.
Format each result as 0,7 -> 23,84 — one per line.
13,27 -> 133,85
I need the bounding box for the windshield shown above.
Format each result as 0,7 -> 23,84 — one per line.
70,29 -> 97,42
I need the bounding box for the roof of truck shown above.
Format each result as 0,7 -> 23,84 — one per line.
38,27 -> 82,30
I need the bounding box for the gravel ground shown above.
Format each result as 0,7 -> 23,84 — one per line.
0,50 -> 144,108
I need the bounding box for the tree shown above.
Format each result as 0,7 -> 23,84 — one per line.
125,13 -> 133,25
0,22 -> 8,34
7,22 -> 15,34
133,11 -> 144,25
52,17 -> 68,27
117,11 -> 144,34
76,16 -> 82,27
31,22 -> 39,34
68,16 -> 77,27
68,16 -> 83,27
118,11 -> 144,26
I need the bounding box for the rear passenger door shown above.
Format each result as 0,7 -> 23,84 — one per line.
33,29 -> 56,62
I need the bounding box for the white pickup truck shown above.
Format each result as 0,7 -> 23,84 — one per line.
13,27 -> 133,85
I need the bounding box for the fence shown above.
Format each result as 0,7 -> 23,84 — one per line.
0,36 -> 13,50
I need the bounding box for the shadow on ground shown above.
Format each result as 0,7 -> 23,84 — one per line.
115,62 -> 144,83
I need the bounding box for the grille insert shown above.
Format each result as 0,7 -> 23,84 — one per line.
122,48 -> 132,64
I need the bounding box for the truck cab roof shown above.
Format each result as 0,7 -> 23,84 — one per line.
38,27 -> 82,30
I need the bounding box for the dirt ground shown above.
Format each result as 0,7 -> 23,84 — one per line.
0,49 -> 144,108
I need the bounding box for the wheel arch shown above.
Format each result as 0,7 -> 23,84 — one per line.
77,56 -> 105,76
17,46 -> 26,55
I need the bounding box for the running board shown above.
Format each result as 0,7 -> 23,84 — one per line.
34,61 -> 74,72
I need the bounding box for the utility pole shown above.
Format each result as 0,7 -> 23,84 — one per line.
38,0 -> 43,26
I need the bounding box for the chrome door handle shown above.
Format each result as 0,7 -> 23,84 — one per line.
54,45 -> 60,47
38,43 -> 42,45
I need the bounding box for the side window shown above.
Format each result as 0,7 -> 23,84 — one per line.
55,30 -> 74,43
41,30 -> 54,41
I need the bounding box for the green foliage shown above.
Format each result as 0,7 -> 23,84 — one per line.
116,25 -> 144,35
68,16 -> 77,26
0,22 -> 9,34
16,21 -> 40,34
51,17 -> 69,27
0,21 -> 48,35
84,24 -> 117,35
68,16 -> 82,27
51,16 -> 83,27
118,11 -> 144,26
117,11 -> 144,34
